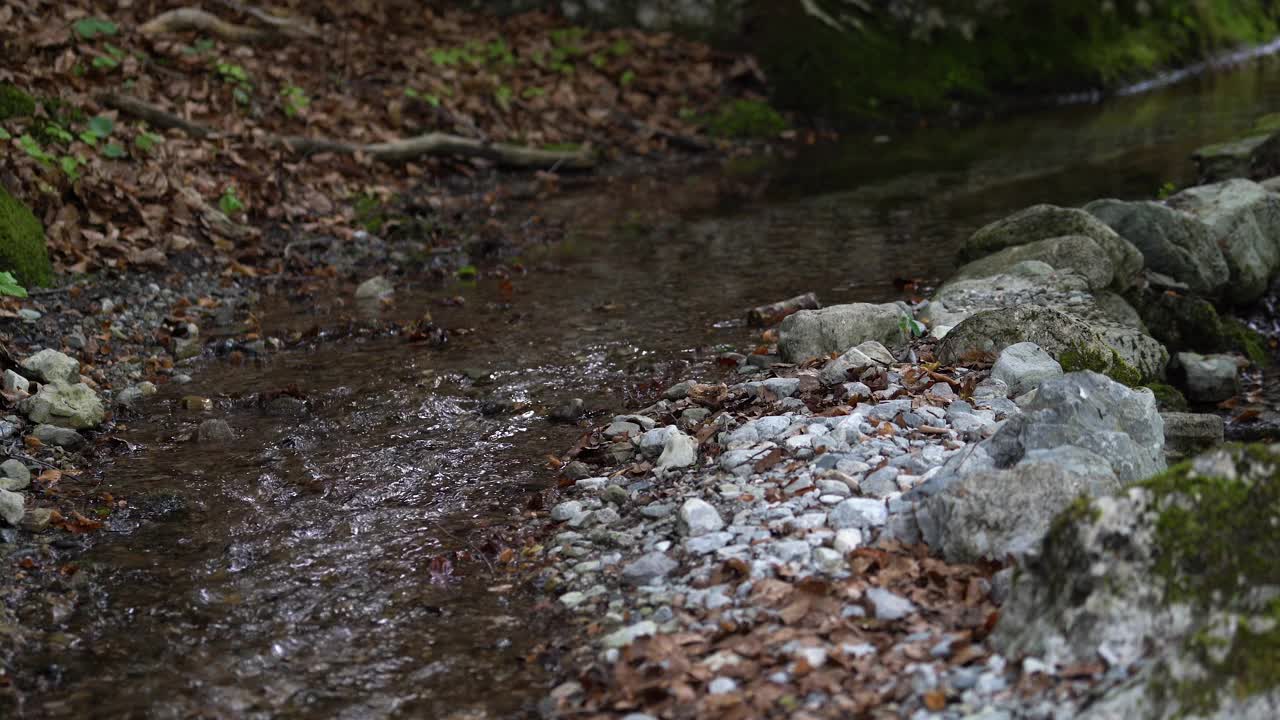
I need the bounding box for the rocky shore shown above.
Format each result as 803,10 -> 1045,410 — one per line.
538,177 -> 1280,717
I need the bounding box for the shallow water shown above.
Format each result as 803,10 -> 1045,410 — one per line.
25,57 -> 1280,718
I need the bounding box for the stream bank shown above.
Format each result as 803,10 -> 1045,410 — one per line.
5,40 -> 1280,720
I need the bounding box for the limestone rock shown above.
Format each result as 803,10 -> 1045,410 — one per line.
0,488 -> 23,525
1160,412 -> 1224,458
990,342 -> 1063,397
778,302 -> 909,362
953,235 -> 1114,290
1168,179 -> 1280,304
20,348 -> 80,384
21,381 -> 105,429
1175,352 -> 1240,404
1085,199 -> 1229,295
962,204 -> 1143,287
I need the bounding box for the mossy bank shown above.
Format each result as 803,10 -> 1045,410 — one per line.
0,185 -> 54,288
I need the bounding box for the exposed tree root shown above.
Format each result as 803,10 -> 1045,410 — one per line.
99,94 -> 597,170
139,7 -> 319,43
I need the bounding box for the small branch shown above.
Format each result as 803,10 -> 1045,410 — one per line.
139,7 -> 317,43
99,93 -> 217,138
102,93 -> 596,170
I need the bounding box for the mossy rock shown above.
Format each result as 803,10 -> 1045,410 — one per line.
1222,317 -> 1272,366
1060,344 -> 1143,387
704,99 -> 787,139
1145,382 -> 1189,412
0,84 -> 35,121
0,186 -> 54,288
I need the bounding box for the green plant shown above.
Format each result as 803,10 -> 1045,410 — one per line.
521,87 -> 546,100
73,17 -> 118,40
1157,181 -> 1178,199
456,264 -> 478,280
215,61 -> 252,104
705,99 -> 789,139
280,85 -> 309,117
17,134 -> 54,166
183,38 -> 215,56
91,43 -> 127,71
0,271 -> 27,298
899,314 -> 925,338
135,129 -> 163,153
59,155 -> 84,180
219,186 -> 244,216
78,115 -> 114,146
101,143 -> 126,159
494,85 -> 513,111
619,70 -> 636,87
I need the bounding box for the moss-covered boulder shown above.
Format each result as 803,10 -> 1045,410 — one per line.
962,205 -> 1144,289
995,443 -> 1280,719
0,185 -> 53,288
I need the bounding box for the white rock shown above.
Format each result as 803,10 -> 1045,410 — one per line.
828,498 -> 888,529
355,275 -> 394,299
866,587 -> 916,621
21,349 -> 80,384
657,430 -> 697,469
679,498 -> 724,536
833,528 -> 863,553
602,620 -> 657,649
0,488 -> 24,525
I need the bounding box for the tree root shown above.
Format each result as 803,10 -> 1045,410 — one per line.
99,93 -> 596,170
139,7 -> 319,43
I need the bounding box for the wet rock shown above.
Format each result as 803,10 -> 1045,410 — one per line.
20,348 -> 80,384
1085,199 -> 1229,295
0,459 -> 30,491
865,587 -> 916,621
1168,179 -> 1280,304
1161,412 -> 1225,458
549,397 -> 585,422
994,444 -> 1280,718
32,424 -> 86,449
115,381 -> 158,408
953,235 -> 1114,290
182,395 -> 212,411
21,381 -> 105,429
777,302 -> 909,362
20,507 -> 53,531
678,498 -> 724,536
621,551 -> 678,585
266,396 -> 306,416
197,418 -> 236,443
0,488 -> 23,525
1191,134 -> 1269,182
921,447 -> 1121,563
962,204 -> 1144,287
173,335 -> 202,361
990,342 -> 1064,397
1175,351 -> 1239,403
355,275 -> 394,299
656,429 -> 697,469
990,371 -> 1165,483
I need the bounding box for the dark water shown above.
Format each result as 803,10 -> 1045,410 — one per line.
23,57 -> 1280,718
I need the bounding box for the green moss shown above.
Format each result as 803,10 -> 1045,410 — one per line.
1059,344 -> 1142,386
1145,382 -> 1190,412
1256,112 -> 1280,133
0,185 -> 53,288
704,99 -> 787,139
1223,318 -> 1272,366
352,193 -> 385,234
750,1 -> 1280,125
0,84 -> 36,121
1140,445 -> 1280,714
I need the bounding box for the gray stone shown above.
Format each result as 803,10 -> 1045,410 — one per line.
990,371 -> 1165,483
678,498 -> 724,536
990,342 -> 1064,397
656,429 -> 697,469
865,587 -> 916,621
778,302 -> 909,362
0,459 -> 30,491
1192,134 -> 1269,182
1168,179 -> 1280,304
994,444 -> 1280,718
551,500 -> 583,522
602,620 -> 657,649
861,467 -> 900,498
953,235 -> 1114,290
922,447 -> 1121,563
638,426 -> 674,458
21,381 -> 105,429
962,204 -> 1144,287
1176,352 -> 1239,403
32,424 -> 85,449
3,370 -> 29,394
1085,199 -> 1229,295
20,507 -> 53,532
20,348 -> 80,384
197,419 -> 235,443
938,306 -> 1165,383
819,347 -> 875,386
621,552 -> 678,585
0,488 -> 23,525
1161,412 -> 1225,457
854,340 -> 895,366
355,275 -> 394,299
828,498 -> 887,530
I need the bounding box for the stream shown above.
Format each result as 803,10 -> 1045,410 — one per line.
21,55 -> 1280,719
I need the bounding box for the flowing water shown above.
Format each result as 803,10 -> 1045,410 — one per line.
21,56 -> 1280,719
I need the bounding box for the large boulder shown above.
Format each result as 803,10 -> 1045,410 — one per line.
937,306 -> 1165,384
1191,134 -> 1269,182
922,261 -> 1094,330
988,371 -> 1166,483
1085,199 -> 1230,295
1167,179 -> 1280,304
962,204 -> 1143,287
922,446 -> 1120,563
777,302 -> 908,362
21,381 -> 106,429
994,444 -> 1280,719
951,235 -> 1113,290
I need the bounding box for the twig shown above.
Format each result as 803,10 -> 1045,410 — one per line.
102,93 -> 597,170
